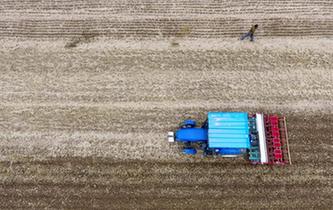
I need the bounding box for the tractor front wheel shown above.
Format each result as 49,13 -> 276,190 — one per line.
182,147 -> 197,155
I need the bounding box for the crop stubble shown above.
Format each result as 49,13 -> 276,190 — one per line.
0,0 -> 333,209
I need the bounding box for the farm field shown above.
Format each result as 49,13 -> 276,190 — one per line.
0,0 -> 333,209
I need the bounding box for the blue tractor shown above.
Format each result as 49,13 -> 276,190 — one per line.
168,112 -> 292,165
168,112 -> 249,157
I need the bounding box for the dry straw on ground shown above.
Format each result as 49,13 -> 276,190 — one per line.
0,0 -> 332,209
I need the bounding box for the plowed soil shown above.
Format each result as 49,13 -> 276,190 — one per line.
0,0 -> 332,209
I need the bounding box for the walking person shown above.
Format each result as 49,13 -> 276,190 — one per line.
240,24 -> 258,41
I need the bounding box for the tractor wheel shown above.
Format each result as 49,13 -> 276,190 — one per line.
181,119 -> 196,128
182,148 -> 197,155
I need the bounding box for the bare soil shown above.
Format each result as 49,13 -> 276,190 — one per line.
0,0 -> 332,209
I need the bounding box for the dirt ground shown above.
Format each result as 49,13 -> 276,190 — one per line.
0,0 -> 333,209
